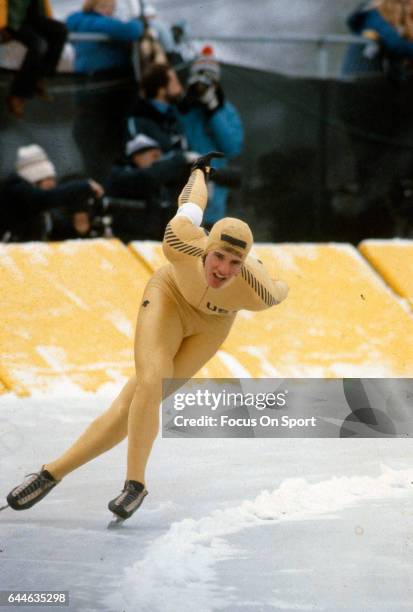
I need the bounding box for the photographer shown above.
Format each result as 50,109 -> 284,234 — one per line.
0,144 -> 104,242
177,46 -> 243,225
105,133 -> 192,240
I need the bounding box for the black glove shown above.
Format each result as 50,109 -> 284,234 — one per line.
191,151 -> 225,177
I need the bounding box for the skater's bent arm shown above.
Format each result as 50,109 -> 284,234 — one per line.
162,212 -> 206,263
163,168 -> 210,262
239,257 -> 289,311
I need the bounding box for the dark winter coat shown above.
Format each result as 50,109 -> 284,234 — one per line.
0,173 -> 94,241
105,152 -> 189,240
126,98 -> 188,154
106,151 -> 188,200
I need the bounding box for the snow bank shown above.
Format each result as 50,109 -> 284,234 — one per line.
107,465 -> 413,612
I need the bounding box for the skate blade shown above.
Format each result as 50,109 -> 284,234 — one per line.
0,504 -> 10,512
107,514 -> 125,529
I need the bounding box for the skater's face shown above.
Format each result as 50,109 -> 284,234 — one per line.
204,249 -> 243,289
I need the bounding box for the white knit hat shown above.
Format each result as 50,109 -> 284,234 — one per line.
16,144 -> 56,184
126,133 -> 160,157
190,45 -> 221,81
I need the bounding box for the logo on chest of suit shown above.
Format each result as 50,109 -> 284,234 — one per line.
206,301 -> 230,314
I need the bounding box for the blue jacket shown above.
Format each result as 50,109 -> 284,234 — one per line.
343,4 -> 413,76
177,102 -> 243,224
66,11 -> 143,74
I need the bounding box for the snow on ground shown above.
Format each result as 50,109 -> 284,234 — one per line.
1,389 -> 413,611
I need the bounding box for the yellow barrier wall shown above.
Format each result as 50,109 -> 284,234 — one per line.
2,238 -> 411,397
0,378 -> 8,395
130,241 -> 413,377
0,239 -> 150,395
130,241 -> 168,271
359,239 -> 413,310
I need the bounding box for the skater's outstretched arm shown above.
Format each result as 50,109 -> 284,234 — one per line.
162,169 -> 207,262
163,153 -> 224,262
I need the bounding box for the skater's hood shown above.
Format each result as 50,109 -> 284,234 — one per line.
205,217 -> 253,261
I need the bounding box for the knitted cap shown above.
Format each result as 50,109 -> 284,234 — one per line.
16,145 -> 56,184
190,45 -> 220,81
126,133 -> 161,157
205,217 -> 253,261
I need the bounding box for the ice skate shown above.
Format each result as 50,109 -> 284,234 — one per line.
107,480 -> 148,528
6,468 -> 59,511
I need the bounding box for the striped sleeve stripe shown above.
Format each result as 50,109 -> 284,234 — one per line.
164,223 -> 204,258
179,173 -> 197,204
241,266 -> 278,307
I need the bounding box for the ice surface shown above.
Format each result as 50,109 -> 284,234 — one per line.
1,390 -> 412,611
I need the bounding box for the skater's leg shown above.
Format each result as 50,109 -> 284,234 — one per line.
127,314 -> 234,483
44,282 -> 183,482
45,375 -> 137,480
126,287 -> 184,483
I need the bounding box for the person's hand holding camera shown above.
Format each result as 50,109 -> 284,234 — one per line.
198,84 -> 220,112
186,73 -> 223,113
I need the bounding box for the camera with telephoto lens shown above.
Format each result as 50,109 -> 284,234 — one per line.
184,72 -> 215,104
87,194 -> 148,237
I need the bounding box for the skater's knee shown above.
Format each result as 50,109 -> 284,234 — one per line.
135,354 -> 173,386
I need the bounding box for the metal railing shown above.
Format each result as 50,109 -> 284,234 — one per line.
66,31 -> 371,79
189,33 -> 371,79
0,32 -> 373,81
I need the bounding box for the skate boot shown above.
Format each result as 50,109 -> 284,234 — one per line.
108,480 -> 148,521
191,151 -> 224,176
7,468 -> 59,511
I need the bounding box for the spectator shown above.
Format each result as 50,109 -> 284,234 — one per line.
178,46 -> 243,224
0,0 -> 67,118
127,63 -> 186,152
106,133 -> 192,240
113,0 -> 174,57
337,0 -> 413,234
169,19 -> 197,64
343,0 -> 413,78
66,0 -> 144,76
137,3 -> 177,71
69,0 -> 146,182
0,144 -> 104,242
